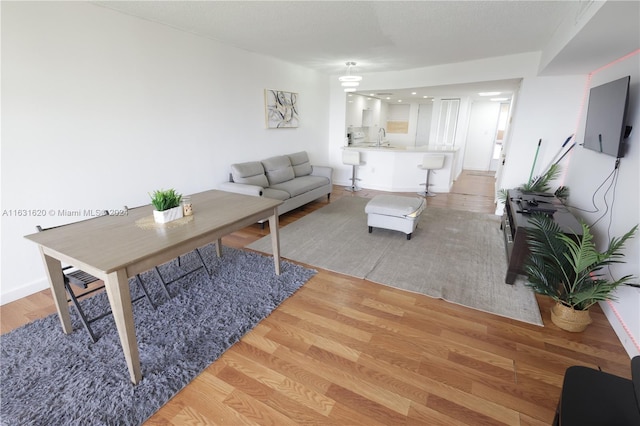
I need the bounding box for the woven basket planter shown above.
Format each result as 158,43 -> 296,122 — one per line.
550,302 -> 592,332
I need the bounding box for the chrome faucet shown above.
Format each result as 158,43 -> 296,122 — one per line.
377,128 -> 386,146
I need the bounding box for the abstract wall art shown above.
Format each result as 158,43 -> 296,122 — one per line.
265,89 -> 299,128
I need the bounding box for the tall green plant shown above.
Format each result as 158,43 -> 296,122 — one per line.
498,163 -> 569,202
524,214 -> 637,310
149,189 -> 182,211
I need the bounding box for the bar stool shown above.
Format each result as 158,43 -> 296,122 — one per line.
417,154 -> 445,197
342,150 -> 365,192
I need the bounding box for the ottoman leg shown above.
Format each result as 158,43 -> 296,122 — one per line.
407,233 -> 412,240
368,226 -> 373,233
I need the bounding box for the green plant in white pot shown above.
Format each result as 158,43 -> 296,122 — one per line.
524,213 -> 637,332
150,189 -> 183,224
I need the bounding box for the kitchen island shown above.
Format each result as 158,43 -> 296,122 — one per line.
343,144 -> 460,193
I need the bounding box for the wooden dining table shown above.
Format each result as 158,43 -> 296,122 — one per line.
24,190 -> 282,384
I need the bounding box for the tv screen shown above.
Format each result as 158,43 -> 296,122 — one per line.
583,75 -> 631,158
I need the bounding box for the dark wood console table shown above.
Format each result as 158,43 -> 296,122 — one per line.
501,189 -> 582,284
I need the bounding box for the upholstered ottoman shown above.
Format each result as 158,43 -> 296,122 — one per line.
365,195 -> 426,240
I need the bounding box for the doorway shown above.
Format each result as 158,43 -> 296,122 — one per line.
462,101 -> 502,171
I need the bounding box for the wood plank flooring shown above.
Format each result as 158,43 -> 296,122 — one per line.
1,170 -> 632,425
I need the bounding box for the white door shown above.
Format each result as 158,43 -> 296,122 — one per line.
415,102 -> 434,144
463,101 -> 500,171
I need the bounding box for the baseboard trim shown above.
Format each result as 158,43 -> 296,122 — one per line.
1,277 -> 48,306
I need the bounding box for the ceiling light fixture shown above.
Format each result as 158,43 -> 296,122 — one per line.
339,61 -> 362,92
479,91 -> 501,96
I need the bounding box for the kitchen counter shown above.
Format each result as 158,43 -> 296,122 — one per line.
342,144 -> 460,192
346,143 -> 459,153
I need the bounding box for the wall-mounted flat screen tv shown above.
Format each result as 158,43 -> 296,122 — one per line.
583,75 -> 631,158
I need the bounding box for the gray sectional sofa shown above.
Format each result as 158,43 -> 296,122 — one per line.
219,151 -> 332,224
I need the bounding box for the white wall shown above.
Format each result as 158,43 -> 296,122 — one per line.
563,54 -> 640,357
499,75 -> 586,191
0,2 -> 330,303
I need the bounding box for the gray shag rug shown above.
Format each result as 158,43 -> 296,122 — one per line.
249,197 -> 542,326
1,246 -> 316,425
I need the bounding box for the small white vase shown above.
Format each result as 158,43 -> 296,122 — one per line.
153,206 -> 184,224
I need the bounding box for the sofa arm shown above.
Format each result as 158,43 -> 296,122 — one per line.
219,181 -> 263,197
311,165 -> 333,183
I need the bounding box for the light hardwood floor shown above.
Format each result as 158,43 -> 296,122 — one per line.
1,171 -> 632,425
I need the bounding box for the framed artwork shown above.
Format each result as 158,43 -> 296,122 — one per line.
265,89 -> 299,128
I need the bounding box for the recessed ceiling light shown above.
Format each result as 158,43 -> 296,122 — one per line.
411,92 -> 417,95
490,97 -> 509,101
397,100 -> 402,102
479,91 -> 501,96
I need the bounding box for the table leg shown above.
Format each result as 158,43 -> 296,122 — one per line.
104,268 -> 142,384
268,209 -> 281,275
39,248 -> 72,334
215,238 -> 222,257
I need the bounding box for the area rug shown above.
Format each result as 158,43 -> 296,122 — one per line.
248,197 -> 542,326
0,246 -> 316,425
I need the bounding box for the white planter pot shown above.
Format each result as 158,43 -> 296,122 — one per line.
153,206 -> 184,224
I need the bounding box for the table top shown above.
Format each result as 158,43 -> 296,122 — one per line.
25,190 -> 281,275
506,189 -> 582,234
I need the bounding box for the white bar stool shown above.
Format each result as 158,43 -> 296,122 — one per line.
417,154 -> 445,197
342,150 -> 365,192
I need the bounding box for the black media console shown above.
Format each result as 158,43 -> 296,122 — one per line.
501,189 -> 582,284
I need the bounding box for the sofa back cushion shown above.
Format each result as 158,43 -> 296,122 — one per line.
261,155 -> 295,185
230,161 -> 269,187
288,151 -> 313,177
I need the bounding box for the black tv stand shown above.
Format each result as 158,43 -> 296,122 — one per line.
501,189 -> 582,284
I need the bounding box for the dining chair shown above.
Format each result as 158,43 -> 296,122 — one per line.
123,204 -> 215,301
553,356 -> 640,425
36,217 -> 156,343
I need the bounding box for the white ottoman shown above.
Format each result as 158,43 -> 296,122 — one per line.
365,195 -> 426,240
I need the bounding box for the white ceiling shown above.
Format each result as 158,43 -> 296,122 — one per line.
92,1 -> 639,101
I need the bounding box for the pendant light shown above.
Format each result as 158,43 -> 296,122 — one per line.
339,61 -> 362,92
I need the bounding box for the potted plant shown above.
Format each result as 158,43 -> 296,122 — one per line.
524,213 -> 637,332
150,188 -> 183,224
498,163 -> 570,203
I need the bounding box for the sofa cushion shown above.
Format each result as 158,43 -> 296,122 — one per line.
262,187 -> 291,201
270,175 -> 330,198
262,155 -> 295,185
230,161 -> 269,187
288,151 -> 313,177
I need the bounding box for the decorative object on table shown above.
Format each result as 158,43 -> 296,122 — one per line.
524,213 -> 637,332
265,89 -> 299,128
0,246 -> 316,426
182,195 -> 193,216
149,188 -> 183,224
